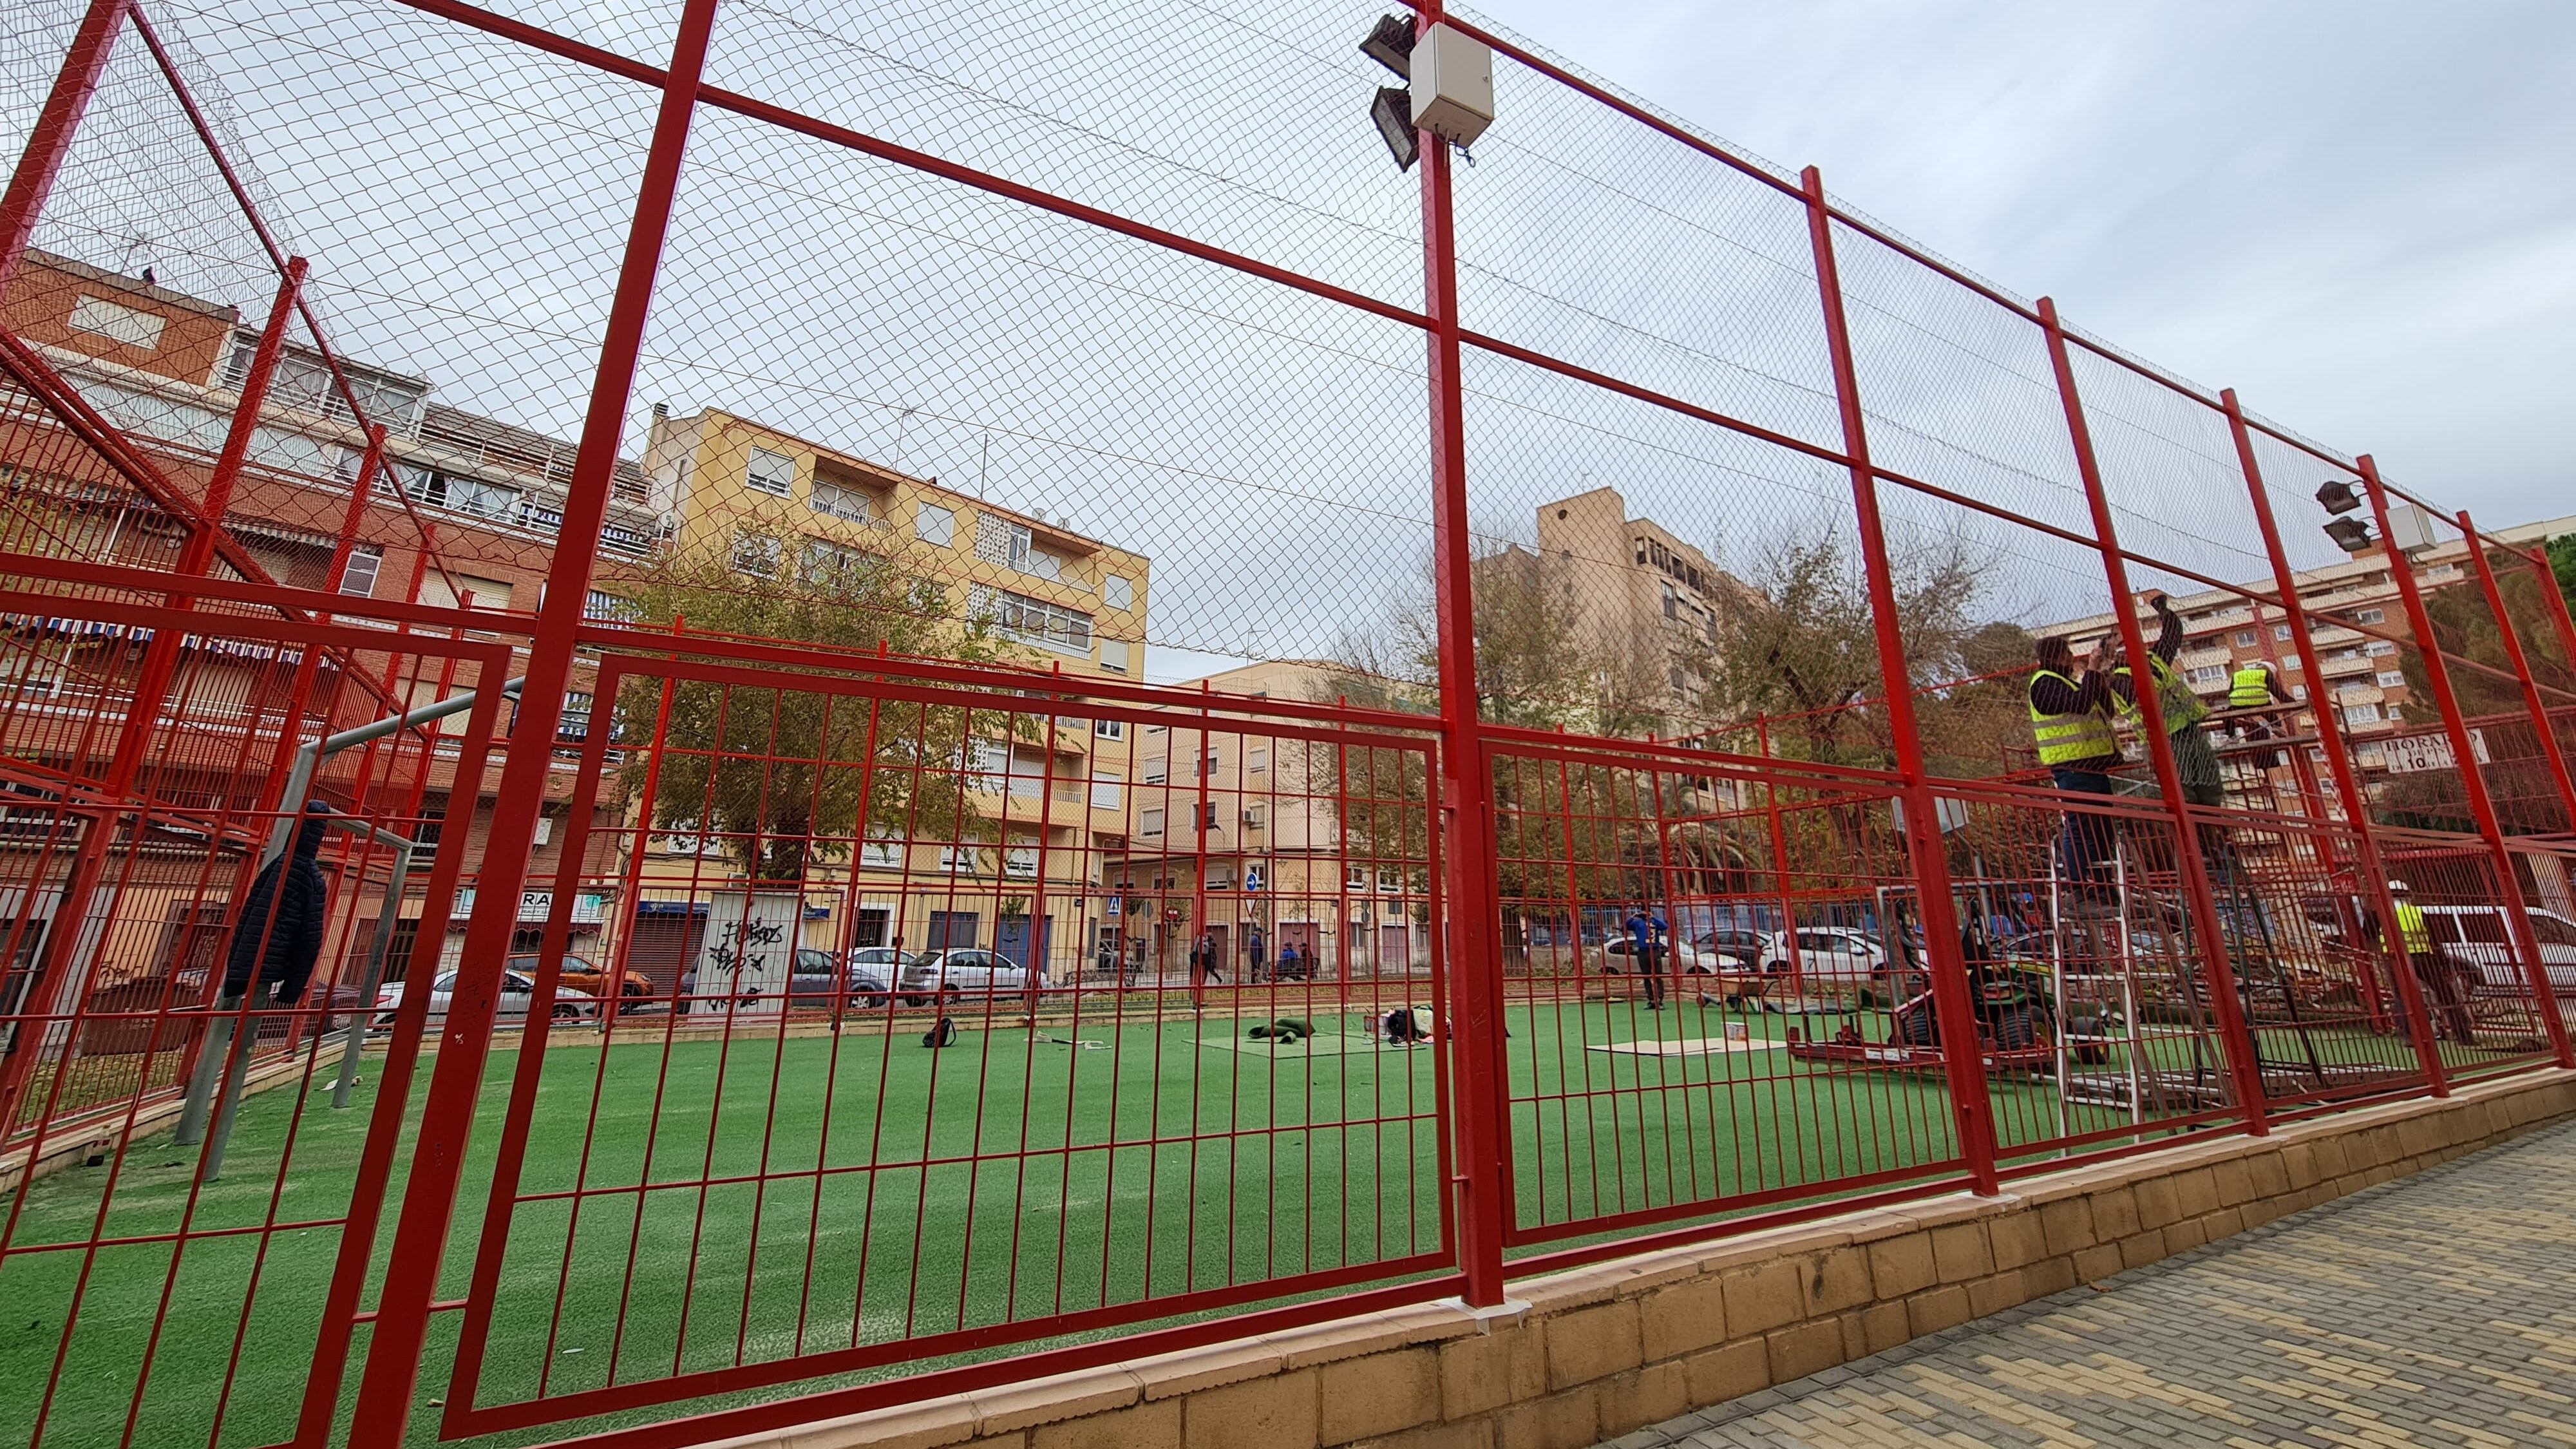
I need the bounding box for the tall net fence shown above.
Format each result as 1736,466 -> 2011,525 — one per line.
2,1 -> 2573,1446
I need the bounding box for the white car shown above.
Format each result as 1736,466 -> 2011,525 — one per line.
2421,905 -> 2576,994
1599,937 -> 1738,976
374,967 -> 600,1028
898,949 -> 1044,1005
1757,929 -> 1896,991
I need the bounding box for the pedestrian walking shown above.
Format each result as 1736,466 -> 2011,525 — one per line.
223,800 -> 332,1010
1245,925 -> 1267,983
1197,933 -> 1222,985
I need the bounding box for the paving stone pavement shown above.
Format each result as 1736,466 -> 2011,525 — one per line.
1598,1117 -> 2576,1449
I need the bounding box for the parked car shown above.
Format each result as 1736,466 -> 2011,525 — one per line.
1757,928 -> 1902,998
1692,929 -> 1766,967
1600,937 -> 1738,976
2421,904 -> 2576,995
373,967 -> 598,1029
787,947 -> 891,1011
511,952 -> 651,1001
898,949 -> 1043,1005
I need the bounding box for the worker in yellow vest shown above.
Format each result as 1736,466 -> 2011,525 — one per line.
2387,879 -> 2473,1045
2028,634 -> 2119,894
2227,659 -> 2297,772
2109,595 -> 2224,808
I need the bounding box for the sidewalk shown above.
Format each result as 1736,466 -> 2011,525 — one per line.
1600,1118 -> 2576,1448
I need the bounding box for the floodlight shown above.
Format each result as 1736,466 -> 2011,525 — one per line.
1360,13 -> 1415,78
1371,86 -> 1419,171
2322,516 -> 2374,553
2315,479 -> 2361,515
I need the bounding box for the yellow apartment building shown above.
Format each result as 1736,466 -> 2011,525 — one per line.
620,406 -> 1153,982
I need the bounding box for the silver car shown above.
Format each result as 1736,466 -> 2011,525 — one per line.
374,967 -> 600,1028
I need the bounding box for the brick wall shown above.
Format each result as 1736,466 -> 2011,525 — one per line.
699,1070 -> 2576,1449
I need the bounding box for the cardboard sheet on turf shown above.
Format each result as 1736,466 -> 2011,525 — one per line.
1198,1032 -> 1425,1057
1586,1036 -> 1781,1058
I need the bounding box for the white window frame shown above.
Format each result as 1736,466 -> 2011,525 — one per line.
808,478 -> 871,523
730,531 -> 781,579
744,446 -> 796,497
1100,639 -> 1130,674
915,502 -> 955,546
1140,807 -> 1165,837
1103,574 -> 1134,611
338,546 -> 383,598
1095,717 -> 1125,741
1142,757 -> 1168,784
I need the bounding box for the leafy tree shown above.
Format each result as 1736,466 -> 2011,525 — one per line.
603,512 -> 1028,879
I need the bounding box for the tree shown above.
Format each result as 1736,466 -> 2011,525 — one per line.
604,513 -> 1028,878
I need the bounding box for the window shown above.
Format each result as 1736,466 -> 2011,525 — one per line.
339,546 -> 382,598
68,295 -> 167,348
558,690 -> 592,742
2355,608 -> 2385,625
800,538 -> 874,590
808,478 -> 870,522
1095,717 -> 1125,741
2364,640 -> 2398,658
2291,684 -> 2309,700
1006,523 -> 1062,581
1378,869 -> 1401,894
730,531 -> 780,578
1103,574 -> 1134,611
914,502 -> 954,546
424,571 -> 515,611
1205,864 -> 1234,891
2344,704 -> 2381,726
860,832 -> 902,868
744,446 -> 795,496
1140,807 -> 1165,837
1249,747 -> 1267,773
2376,671 -> 2407,688
1661,584 -> 1679,620
1142,757 -> 1168,784
2186,665 -> 2229,689
2274,623 -> 2293,640
938,844 -> 985,874
1199,801 -> 1220,829
583,589 -> 638,623
972,585 -> 1094,656
1100,639 -> 1130,674
1193,752 -> 1219,778
1004,844 -> 1039,878
1345,866 -> 1367,891
2235,630 -> 2258,647
1090,770 -> 1122,811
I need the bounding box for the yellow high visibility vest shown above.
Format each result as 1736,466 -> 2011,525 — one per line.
2394,901 -> 2432,955
2229,666 -> 2275,708
2114,653 -> 2210,733
2028,669 -> 2116,766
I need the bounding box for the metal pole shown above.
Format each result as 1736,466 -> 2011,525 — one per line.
331,832 -> 413,1109
2037,297 -> 2272,1133
1415,5 -> 1510,1308
349,0 -> 721,1435
1799,167 -> 1998,1191
2221,392 -> 2445,1092
0,0 -> 129,292
2359,460 -> 2575,1065
2459,511 -> 2576,836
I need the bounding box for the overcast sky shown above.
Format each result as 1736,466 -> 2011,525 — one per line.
1466,0 -> 2576,526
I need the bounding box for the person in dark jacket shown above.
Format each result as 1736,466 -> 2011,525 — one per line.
223,802 -> 331,1005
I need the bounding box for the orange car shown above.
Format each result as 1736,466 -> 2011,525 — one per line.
509,953 -> 654,1001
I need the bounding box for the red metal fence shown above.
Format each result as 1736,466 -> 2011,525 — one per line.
3,0 -> 2574,1445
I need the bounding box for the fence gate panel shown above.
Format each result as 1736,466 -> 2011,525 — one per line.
432,650 -> 1456,1443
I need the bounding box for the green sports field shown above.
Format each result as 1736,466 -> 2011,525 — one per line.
0,994 -> 2431,1447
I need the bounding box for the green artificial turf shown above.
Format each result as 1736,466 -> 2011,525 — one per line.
0,995 -> 2473,1446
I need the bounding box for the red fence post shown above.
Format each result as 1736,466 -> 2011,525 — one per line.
2222,391 -> 2447,1093
1801,167 -> 1999,1190
2459,510 -> 2576,835
2358,460 -> 2575,1066
2037,298 -> 2272,1133
1416,5 -> 1510,1307
0,0 -> 129,291
345,0 -> 724,1439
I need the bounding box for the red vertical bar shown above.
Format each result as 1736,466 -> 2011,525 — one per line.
2222,391 -> 2445,1093
2460,511 -> 2576,833
1800,167 -> 1998,1189
2360,460 -> 2575,1066
1416,8 -> 1508,1307
2038,297 -> 2271,1133
346,0 -> 722,1439
0,0 -> 129,292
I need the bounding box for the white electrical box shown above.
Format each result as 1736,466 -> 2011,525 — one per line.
1409,24 -> 1493,147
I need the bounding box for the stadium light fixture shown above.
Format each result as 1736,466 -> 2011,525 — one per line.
1370,86 -> 1419,171
1359,12 -> 1416,79
2322,516 -> 2374,553
2315,479 -> 2362,515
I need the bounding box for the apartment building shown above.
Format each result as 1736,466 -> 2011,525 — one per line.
0,251 -> 659,978
1533,485 -> 1730,719
1106,660 -> 1431,979
2037,509 -> 2575,808
626,408 -> 1153,978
